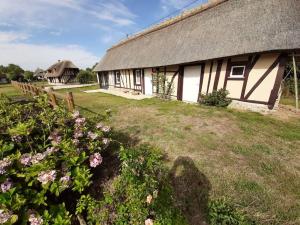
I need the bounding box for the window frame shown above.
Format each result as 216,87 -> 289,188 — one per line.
115,71 -> 121,85
229,65 -> 246,79
134,69 -> 142,86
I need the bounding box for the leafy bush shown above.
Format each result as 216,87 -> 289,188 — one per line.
282,77 -> 300,97
76,145 -> 186,225
0,95 -> 112,224
77,70 -> 96,84
24,71 -> 34,82
0,64 -> 24,82
209,198 -> 255,225
152,72 -> 175,100
200,89 -> 232,107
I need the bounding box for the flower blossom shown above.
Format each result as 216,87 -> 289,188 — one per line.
0,158 -> 12,174
89,153 -> 103,168
146,194 -> 153,204
87,131 -> 98,140
1,179 -> 13,193
102,138 -> 110,146
96,123 -> 103,129
11,135 -> 22,143
60,175 -> 71,187
48,130 -> 62,145
73,129 -> 84,139
145,218 -> 154,225
72,139 -> 80,146
102,126 -> 111,133
29,214 -> 43,225
20,153 -> 32,166
45,147 -> 59,156
31,153 -> 46,165
72,111 -> 80,119
75,117 -> 86,127
37,170 -> 56,185
153,190 -> 158,199
0,210 -> 12,224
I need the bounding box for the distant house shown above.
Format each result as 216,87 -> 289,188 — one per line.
0,73 -> 9,84
33,68 -> 46,80
45,60 -> 79,85
94,0 -> 299,111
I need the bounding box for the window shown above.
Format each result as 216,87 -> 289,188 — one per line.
134,69 -> 142,85
230,66 -> 246,78
115,71 -> 121,84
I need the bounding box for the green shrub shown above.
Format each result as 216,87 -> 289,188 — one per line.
77,70 -> 96,84
209,198 -> 255,225
76,145 -> 186,225
200,89 -> 232,107
0,95 -> 112,224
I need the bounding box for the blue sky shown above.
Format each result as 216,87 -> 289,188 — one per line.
0,0 -> 207,70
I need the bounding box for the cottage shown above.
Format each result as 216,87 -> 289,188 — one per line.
94,0 -> 300,111
33,68 -> 46,80
0,73 -> 9,84
45,60 -> 79,85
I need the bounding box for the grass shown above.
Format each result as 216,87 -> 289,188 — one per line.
0,84 -> 22,97
280,96 -> 299,107
2,83 -> 300,225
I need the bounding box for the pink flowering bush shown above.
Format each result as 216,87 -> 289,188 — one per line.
76,145 -> 186,225
0,95 -> 112,224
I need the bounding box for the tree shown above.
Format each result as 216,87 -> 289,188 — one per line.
6,64 -> 24,81
24,71 -> 34,81
77,70 -> 95,84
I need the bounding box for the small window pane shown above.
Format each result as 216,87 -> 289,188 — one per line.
231,66 -> 245,77
116,71 -> 121,83
135,70 -> 141,85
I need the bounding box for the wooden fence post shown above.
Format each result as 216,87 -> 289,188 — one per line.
292,53 -> 299,111
29,85 -> 33,96
66,92 -> 75,112
48,87 -> 58,108
11,81 -> 76,111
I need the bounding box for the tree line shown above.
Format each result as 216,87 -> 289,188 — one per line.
0,63 -> 98,84
0,64 -> 33,81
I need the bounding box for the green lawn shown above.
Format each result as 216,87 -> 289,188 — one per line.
2,84 -> 300,225
280,96 -> 299,107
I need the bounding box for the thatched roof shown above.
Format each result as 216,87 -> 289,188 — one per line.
94,0 -> 300,72
33,68 -> 45,77
46,60 -> 79,78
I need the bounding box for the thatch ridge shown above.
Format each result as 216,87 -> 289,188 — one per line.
95,0 -> 300,72
46,60 -> 78,78
109,0 -> 228,51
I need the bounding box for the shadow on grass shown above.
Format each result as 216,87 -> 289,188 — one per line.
110,130 -> 141,148
169,156 -> 211,225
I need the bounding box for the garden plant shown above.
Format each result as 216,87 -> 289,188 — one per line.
0,94 -> 184,225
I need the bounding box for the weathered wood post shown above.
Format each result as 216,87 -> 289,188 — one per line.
48,87 -> 58,108
292,53 -> 298,111
66,92 -> 75,112
29,84 -> 34,96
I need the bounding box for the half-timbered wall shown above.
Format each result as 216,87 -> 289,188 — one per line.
99,52 -> 286,110
47,69 -> 78,84
192,52 -> 286,109
106,69 -> 144,93
151,66 -> 179,98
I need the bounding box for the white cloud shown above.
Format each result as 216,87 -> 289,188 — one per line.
0,42 -> 98,70
0,0 -> 136,70
0,32 -> 30,43
90,1 -> 136,26
0,0 -> 136,28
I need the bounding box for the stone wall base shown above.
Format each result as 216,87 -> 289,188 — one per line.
228,100 -> 277,113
